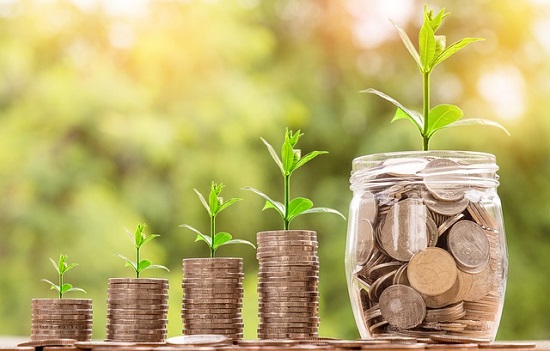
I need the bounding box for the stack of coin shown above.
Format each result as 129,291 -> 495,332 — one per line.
347,155 -> 507,339
105,278 -> 168,342
182,258 -> 244,340
256,230 -> 319,339
31,298 -> 92,341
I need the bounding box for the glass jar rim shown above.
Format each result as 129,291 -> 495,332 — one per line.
352,150 -> 496,167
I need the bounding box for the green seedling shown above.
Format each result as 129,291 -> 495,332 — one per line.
244,128 -> 345,230
116,223 -> 169,278
180,181 -> 256,258
363,5 -> 509,151
42,254 -> 86,299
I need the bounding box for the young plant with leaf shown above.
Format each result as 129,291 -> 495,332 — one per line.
42,254 -> 86,299
244,129 -> 345,230
116,223 -> 169,278
363,5 -> 509,151
180,181 -> 256,258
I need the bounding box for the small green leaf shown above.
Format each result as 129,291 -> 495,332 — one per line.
291,151 -> 327,173
287,197 -> 313,222
60,283 -> 73,294
145,264 -> 170,272
392,108 -> 424,135
115,253 -> 138,272
140,234 -> 160,248
213,232 -> 232,250
281,135 -> 297,176
362,89 -> 424,130
209,182 -> 223,216
194,188 -> 212,217
261,137 -> 284,175
443,118 -> 511,135
419,20 -> 436,72
301,207 -> 347,220
426,6 -> 449,32
243,186 -> 285,218
65,287 -> 86,294
217,197 -> 242,215
434,35 -> 446,59
137,259 -> 152,272
49,258 -> 60,275
217,238 -> 256,250
426,104 -> 464,138
134,224 -> 145,248
432,37 -> 484,67
180,224 -> 212,248
41,279 -> 60,292
391,20 -> 421,68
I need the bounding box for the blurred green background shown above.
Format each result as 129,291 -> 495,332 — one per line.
0,0 -> 548,341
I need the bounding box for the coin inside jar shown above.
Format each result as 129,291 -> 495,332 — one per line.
407,247 -> 458,296
378,285 -> 426,329
380,198 -> 428,262
448,220 -> 490,273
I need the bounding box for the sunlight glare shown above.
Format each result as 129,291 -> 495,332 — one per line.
477,65 -> 526,121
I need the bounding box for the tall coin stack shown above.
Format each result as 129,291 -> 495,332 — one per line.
257,230 -> 320,339
31,298 -> 92,341
106,278 -> 169,343
182,258 -> 244,340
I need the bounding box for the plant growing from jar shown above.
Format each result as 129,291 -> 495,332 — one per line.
42,254 -> 86,298
345,5 -> 510,341
116,223 -> 169,278
363,5 -> 509,150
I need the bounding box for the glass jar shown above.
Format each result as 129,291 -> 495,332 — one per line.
345,151 -> 508,340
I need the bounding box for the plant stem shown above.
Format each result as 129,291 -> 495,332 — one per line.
422,70 -> 431,151
136,246 -> 140,278
58,271 -> 63,299
283,174 -> 290,231
210,215 -> 216,258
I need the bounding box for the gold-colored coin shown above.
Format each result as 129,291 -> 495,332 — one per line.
407,247 -> 458,296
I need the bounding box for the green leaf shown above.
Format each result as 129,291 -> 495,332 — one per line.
115,253 -> 138,272
217,197 -> 242,215
301,207 -> 347,220
391,20 -> 421,68
291,150 -> 327,173
426,6 -> 449,32
137,259 -> 152,272
140,234 -> 160,248
434,35 -> 446,59
217,238 -> 256,250
41,279 -> 60,292
426,104 -> 464,138
362,89 -> 424,130
261,137 -> 284,175
432,37 -> 484,67
49,258 -> 60,274
144,264 -> 170,272
209,182 -> 223,216
419,20 -> 436,72
213,232 -> 232,250
180,224 -> 212,248
134,223 -> 145,247
60,283 -> 73,294
194,188 -> 212,217
287,197 -> 313,222
442,118 -> 511,135
281,135 -> 297,176
243,186 -> 285,219
65,287 -> 86,294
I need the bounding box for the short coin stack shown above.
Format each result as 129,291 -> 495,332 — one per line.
106,278 -> 168,343
31,298 -> 92,341
257,230 -> 320,339
182,258 -> 244,340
